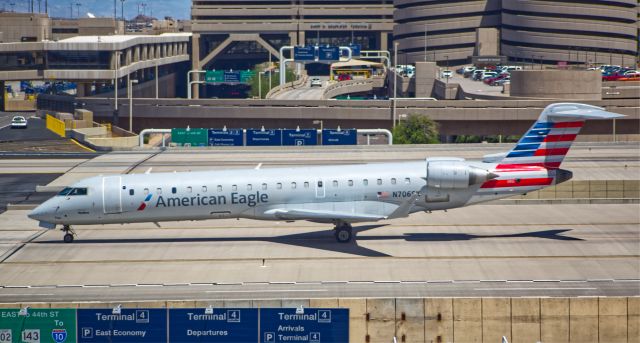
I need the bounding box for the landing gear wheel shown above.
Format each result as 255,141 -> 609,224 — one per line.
61,225 -> 76,243
63,233 -> 74,243
334,223 -> 353,243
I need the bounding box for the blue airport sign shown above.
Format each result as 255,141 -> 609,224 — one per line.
224,71 -> 241,83
260,308 -> 349,343
282,129 -> 317,146
247,129 -> 282,146
294,46 -> 316,61
208,129 -> 244,146
322,129 -> 357,145
169,308 -> 259,343
77,309 -> 167,343
342,44 -> 361,57
318,46 -> 340,61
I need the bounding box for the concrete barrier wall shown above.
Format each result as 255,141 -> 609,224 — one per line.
517,180 -> 640,200
3,297 -> 638,343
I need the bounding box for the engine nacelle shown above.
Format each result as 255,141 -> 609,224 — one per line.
426,160 -> 497,189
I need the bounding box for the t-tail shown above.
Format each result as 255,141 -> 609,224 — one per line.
479,103 -> 624,195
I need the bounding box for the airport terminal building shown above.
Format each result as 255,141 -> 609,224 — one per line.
394,0 -> 639,66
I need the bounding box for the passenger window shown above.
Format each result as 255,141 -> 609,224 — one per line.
172,187 -> 177,194
202,186 -> 207,193
232,185 -> 237,191
304,182 -> 309,188
291,182 -> 297,189
377,179 -> 382,185
129,189 -> 134,196
277,183 -> 282,190
348,180 -> 353,187
187,186 -> 192,193
262,183 -> 267,190
333,180 -> 338,187
157,188 -> 162,195
217,185 -> 222,192
317,181 -> 323,188
363,179 -> 368,186
391,178 -> 397,185
405,178 -> 411,184
247,184 -> 252,191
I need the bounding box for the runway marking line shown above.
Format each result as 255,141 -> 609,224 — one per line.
206,289 -> 327,293
475,287 -> 598,291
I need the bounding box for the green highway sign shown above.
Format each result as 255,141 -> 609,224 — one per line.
205,70 -> 224,83
0,308 -> 76,343
240,70 -> 256,83
171,128 -> 208,147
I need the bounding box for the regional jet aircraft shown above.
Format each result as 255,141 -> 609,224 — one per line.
29,103 -> 623,243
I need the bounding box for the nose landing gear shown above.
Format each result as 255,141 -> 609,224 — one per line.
61,225 -> 76,243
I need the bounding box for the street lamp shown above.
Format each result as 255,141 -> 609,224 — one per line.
113,51 -> 122,126
120,0 -> 126,23
128,77 -> 138,132
258,71 -> 266,99
444,55 -> 449,84
393,42 -> 399,128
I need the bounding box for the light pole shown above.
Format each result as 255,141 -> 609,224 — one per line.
120,0 -> 125,23
258,71 -> 266,99
393,42 -> 398,128
113,51 -> 121,126
128,77 -> 138,132
424,23 -> 428,62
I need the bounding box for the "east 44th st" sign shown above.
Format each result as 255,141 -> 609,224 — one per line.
0,308 -> 76,343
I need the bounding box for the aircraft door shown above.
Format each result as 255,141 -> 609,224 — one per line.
102,176 -> 123,214
315,179 -> 325,198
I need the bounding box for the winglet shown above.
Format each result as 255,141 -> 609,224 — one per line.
255,163 -> 263,170
387,192 -> 421,219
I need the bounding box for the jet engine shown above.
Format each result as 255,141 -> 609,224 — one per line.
426,160 -> 497,189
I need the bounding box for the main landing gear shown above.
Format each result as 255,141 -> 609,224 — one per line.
333,222 -> 353,243
61,225 -> 76,243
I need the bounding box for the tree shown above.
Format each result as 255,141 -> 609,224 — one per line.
247,63 -> 296,99
392,114 -> 439,144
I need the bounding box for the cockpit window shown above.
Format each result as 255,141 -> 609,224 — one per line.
57,187 -> 73,196
57,187 -> 88,196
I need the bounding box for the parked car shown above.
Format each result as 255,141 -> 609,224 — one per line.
441,70 -> 453,78
484,73 -> 509,85
10,115 -> 27,129
337,74 -> 352,81
471,70 -> 487,81
310,78 -> 323,87
602,73 -> 626,81
618,73 -> 640,81
480,71 -> 498,80
491,77 -> 511,86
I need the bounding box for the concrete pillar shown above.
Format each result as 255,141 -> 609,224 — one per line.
512,298 -> 541,342
453,298 -> 482,342
288,31 -> 298,46
191,33 -> 201,99
395,298 -> 424,343
76,82 -> 92,97
299,31 -> 305,46
569,298 -> 598,343
142,45 -> 148,60
134,46 -> 140,62
414,62 -> 436,97
629,297 -> 640,343
599,297 -> 627,343
162,44 -> 167,58
380,32 -> 388,52
110,52 -> 117,69
126,48 -> 132,65
482,298 -> 511,343
366,298 -> 395,343
425,298 -> 453,343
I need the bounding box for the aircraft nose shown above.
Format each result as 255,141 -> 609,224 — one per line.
28,203 -> 52,221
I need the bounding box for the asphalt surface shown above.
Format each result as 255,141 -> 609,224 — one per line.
0,203 -> 637,302
0,113 -> 96,154
0,174 -> 59,214
273,76 -> 329,100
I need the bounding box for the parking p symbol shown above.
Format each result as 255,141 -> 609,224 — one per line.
264,332 -> 275,342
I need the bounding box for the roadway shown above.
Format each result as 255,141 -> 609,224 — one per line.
273,76 -> 329,100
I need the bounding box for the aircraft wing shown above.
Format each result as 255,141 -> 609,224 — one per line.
263,208 -> 386,222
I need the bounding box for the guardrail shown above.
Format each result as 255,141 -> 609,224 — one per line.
265,75 -> 309,99
323,79 -> 375,100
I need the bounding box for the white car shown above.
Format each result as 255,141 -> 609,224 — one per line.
10,115 -> 27,129
310,78 -> 323,87
441,70 -> 453,78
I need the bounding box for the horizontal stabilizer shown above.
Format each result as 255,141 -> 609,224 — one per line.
545,103 -> 626,120
483,152 -> 508,163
